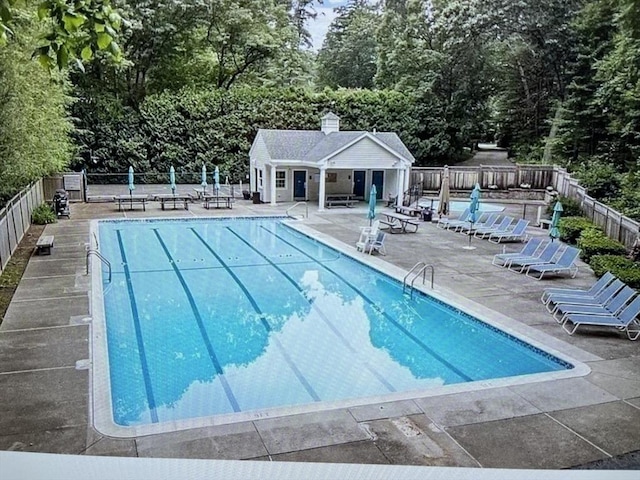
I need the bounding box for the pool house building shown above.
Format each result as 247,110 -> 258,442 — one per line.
248,112 -> 416,210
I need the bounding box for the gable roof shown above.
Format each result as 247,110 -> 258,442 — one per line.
256,129 -> 415,164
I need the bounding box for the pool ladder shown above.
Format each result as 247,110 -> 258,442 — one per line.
403,262 -> 434,299
86,248 -> 112,283
286,201 -> 308,219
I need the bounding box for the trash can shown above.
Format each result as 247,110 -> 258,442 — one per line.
252,192 -> 261,204
422,208 -> 433,222
242,190 -> 251,200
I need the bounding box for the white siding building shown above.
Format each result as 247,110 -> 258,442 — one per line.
248,113 -> 416,211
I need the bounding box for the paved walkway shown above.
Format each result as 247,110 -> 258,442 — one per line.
0,198 -> 638,470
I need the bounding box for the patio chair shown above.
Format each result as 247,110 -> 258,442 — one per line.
456,213 -> 500,234
492,237 -> 544,267
506,241 -> 563,272
474,216 -> 514,239
524,246 -> 581,280
561,295 -> 640,340
546,278 -> 625,314
552,286 -> 636,323
366,231 -> 387,255
488,219 -> 530,243
356,220 -> 380,252
541,271 -> 616,305
436,208 -> 470,229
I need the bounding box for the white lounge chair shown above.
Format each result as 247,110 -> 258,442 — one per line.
524,246 -> 581,279
436,208 -> 470,229
488,219 -> 530,243
474,216 -> 514,239
506,241 -> 563,271
553,285 -> 636,323
493,237 -> 544,267
366,231 -> 387,255
546,278 -> 625,315
356,220 -> 380,252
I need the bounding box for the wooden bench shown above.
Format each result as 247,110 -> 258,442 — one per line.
154,194 -> 191,210
36,235 -> 54,255
115,195 -> 149,211
326,199 -> 357,208
539,219 -> 552,230
203,195 -> 233,209
395,205 -> 422,216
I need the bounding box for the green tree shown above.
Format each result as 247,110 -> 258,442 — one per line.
316,0 -> 379,89
0,8 -> 73,201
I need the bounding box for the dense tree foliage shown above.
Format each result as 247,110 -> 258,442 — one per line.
0,7 -> 74,202
2,0 -> 640,221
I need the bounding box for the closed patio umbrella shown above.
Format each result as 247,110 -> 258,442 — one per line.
437,166 -> 450,218
169,166 -> 176,195
201,165 -> 207,194
214,166 -> 220,197
368,184 -> 377,226
549,201 -> 563,242
463,183 -> 481,250
128,166 -> 135,195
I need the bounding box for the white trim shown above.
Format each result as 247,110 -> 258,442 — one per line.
317,132 -> 413,167
275,170 -> 287,190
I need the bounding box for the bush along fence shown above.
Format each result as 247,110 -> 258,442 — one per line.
0,180 -> 44,274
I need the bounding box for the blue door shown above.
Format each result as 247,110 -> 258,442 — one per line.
353,171 -> 366,198
372,170 -> 384,199
294,171 -> 306,199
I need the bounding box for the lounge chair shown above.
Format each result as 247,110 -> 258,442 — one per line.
488,219 -> 530,244
356,220 -> 380,252
366,231 -> 387,255
436,208 -> 470,229
546,278 -> 625,314
561,295 -> 640,340
552,285 -> 636,323
474,216 -> 514,239
506,241 -> 563,272
492,237 -> 544,267
457,213 -> 500,234
541,271 -> 616,305
524,246 -> 581,279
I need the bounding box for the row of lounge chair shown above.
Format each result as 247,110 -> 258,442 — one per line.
436,211 -> 530,243
355,220 -> 387,255
541,271 -> 640,340
492,237 -> 581,279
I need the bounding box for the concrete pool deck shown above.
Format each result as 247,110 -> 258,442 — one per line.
0,198 -> 638,471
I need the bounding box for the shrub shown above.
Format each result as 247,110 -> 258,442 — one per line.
31,203 -> 57,225
559,216 -> 594,244
577,228 -> 627,263
589,255 -> 640,289
545,196 -> 583,217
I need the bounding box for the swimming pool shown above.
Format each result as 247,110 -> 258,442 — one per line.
91,217 -> 579,436
418,199 -> 505,212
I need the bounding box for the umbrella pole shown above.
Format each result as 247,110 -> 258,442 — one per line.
462,222 -> 476,250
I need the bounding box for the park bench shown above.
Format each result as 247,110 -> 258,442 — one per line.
36,235 -> 54,255
326,194 -> 357,208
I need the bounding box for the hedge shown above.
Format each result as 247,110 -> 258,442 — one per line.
589,255 -> 640,289
559,217 -> 595,244
577,228 -> 627,263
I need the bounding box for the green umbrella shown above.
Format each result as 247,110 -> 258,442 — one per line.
169,166 -> 176,194
368,184 -> 377,226
549,201 -> 563,242
464,183 -> 481,249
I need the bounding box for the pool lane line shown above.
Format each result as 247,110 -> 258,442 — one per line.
262,225 -> 474,382
151,229 -> 241,412
115,230 -> 159,424
189,227 -> 321,403
225,227 -> 397,394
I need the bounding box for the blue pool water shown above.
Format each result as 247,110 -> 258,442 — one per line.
97,217 -> 570,427
418,200 -> 505,212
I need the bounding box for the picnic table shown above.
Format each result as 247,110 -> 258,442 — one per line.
380,211 -> 420,233
154,193 -> 192,210
203,194 -> 233,209
395,205 -> 422,216
326,194 -> 357,208
114,194 -> 149,211
193,187 -> 207,200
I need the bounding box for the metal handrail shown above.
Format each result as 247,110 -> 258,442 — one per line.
410,264 -> 434,299
286,201 -> 308,219
86,249 -> 112,283
403,261 -> 434,298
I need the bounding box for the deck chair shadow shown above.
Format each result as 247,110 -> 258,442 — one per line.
524,246 -> 581,279
541,271 -> 616,305
561,295 -> 640,341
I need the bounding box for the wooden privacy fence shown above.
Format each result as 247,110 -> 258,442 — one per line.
0,180 -> 44,274
553,168 -> 640,249
411,165 -> 555,191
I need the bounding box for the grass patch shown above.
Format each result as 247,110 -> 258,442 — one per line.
0,224 -> 45,323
